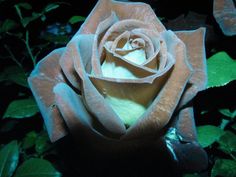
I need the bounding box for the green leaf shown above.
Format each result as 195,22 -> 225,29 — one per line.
68,16 -> 86,24
207,51 -> 236,88
197,125 -> 225,148
211,159 -> 236,177
0,141 -> 19,177
16,3 -> 32,10
44,3 -> 60,12
22,131 -> 37,149
13,158 -> 61,177
3,98 -> 39,119
217,131 -> 236,155
35,132 -> 51,154
0,66 -> 28,87
0,19 -> 18,33
219,109 -> 236,119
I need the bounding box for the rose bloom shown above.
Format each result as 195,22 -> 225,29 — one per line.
29,0 -> 208,174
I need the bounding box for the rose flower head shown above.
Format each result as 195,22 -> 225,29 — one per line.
28,0 -> 208,174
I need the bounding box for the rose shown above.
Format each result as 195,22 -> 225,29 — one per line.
28,0 -> 208,172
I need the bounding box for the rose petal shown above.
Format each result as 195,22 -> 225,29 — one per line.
76,0 -> 165,35
60,34 -> 95,89
91,12 -> 119,75
101,44 -> 157,79
165,108 -> 208,172
66,35 -> 126,137
28,48 -> 67,142
213,0 -> 236,36
53,82 -> 108,141
132,28 -> 168,71
176,28 -> 207,107
111,31 -> 155,61
123,31 -> 193,139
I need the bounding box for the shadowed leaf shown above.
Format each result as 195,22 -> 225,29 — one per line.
211,159 -> 236,177
13,158 -> 61,177
217,131 -> 236,155
0,66 -> 28,87
0,141 -> 19,177
0,19 -> 18,33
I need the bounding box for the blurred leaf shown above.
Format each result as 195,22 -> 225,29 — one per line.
217,131 -> 236,155
207,52 -> 236,88
197,125 -> 225,148
0,141 -> 19,177
16,3 -> 32,10
13,158 -> 61,177
35,132 -> 51,154
183,173 -> 201,177
232,123 -> 236,130
21,12 -> 42,27
219,109 -> 236,119
41,15 -> 46,22
3,98 -> 39,119
42,34 -> 69,45
0,120 -> 18,133
44,3 -> 60,12
0,19 -> 18,33
22,131 -> 37,149
0,66 -> 28,87
211,159 -> 236,177
69,16 -> 86,24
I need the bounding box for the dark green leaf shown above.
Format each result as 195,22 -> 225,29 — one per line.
35,132 -> 51,154
42,34 -> 70,45
0,66 -> 28,87
21,12 -> 41,27
44,3 -> 60,12
41,15 -> 46,22
0,19 -> 18,33
183,173 -> 201,177
232,123 -> 236,130
217,131 -> 236,155
0,120 -> 18,133
69,16 -> 86,24
219,109 -> 236,119
0,141 -> 19,177
13,158 -> 61,177
207,52 -> 236,88
211,159 -> 236,177
3,98 -> 39,119
16,3 -> 32,10
197,125 -> 225,148
22,131 -> 37,149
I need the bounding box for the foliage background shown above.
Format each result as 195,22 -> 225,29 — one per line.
0,0 -> 235,177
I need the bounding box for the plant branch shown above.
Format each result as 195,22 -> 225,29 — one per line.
24,31 -> 36,67
4,44 -> 23,68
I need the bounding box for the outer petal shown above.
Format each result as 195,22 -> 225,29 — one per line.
60,35 -> 94,89
176,28 -> 207,107
28,48 -> 67,142
123,31 -> 193,139
76,0 -> 165,35
213,0 -> 236,36
53,83 -> 108,143
164,107 -> 208,172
